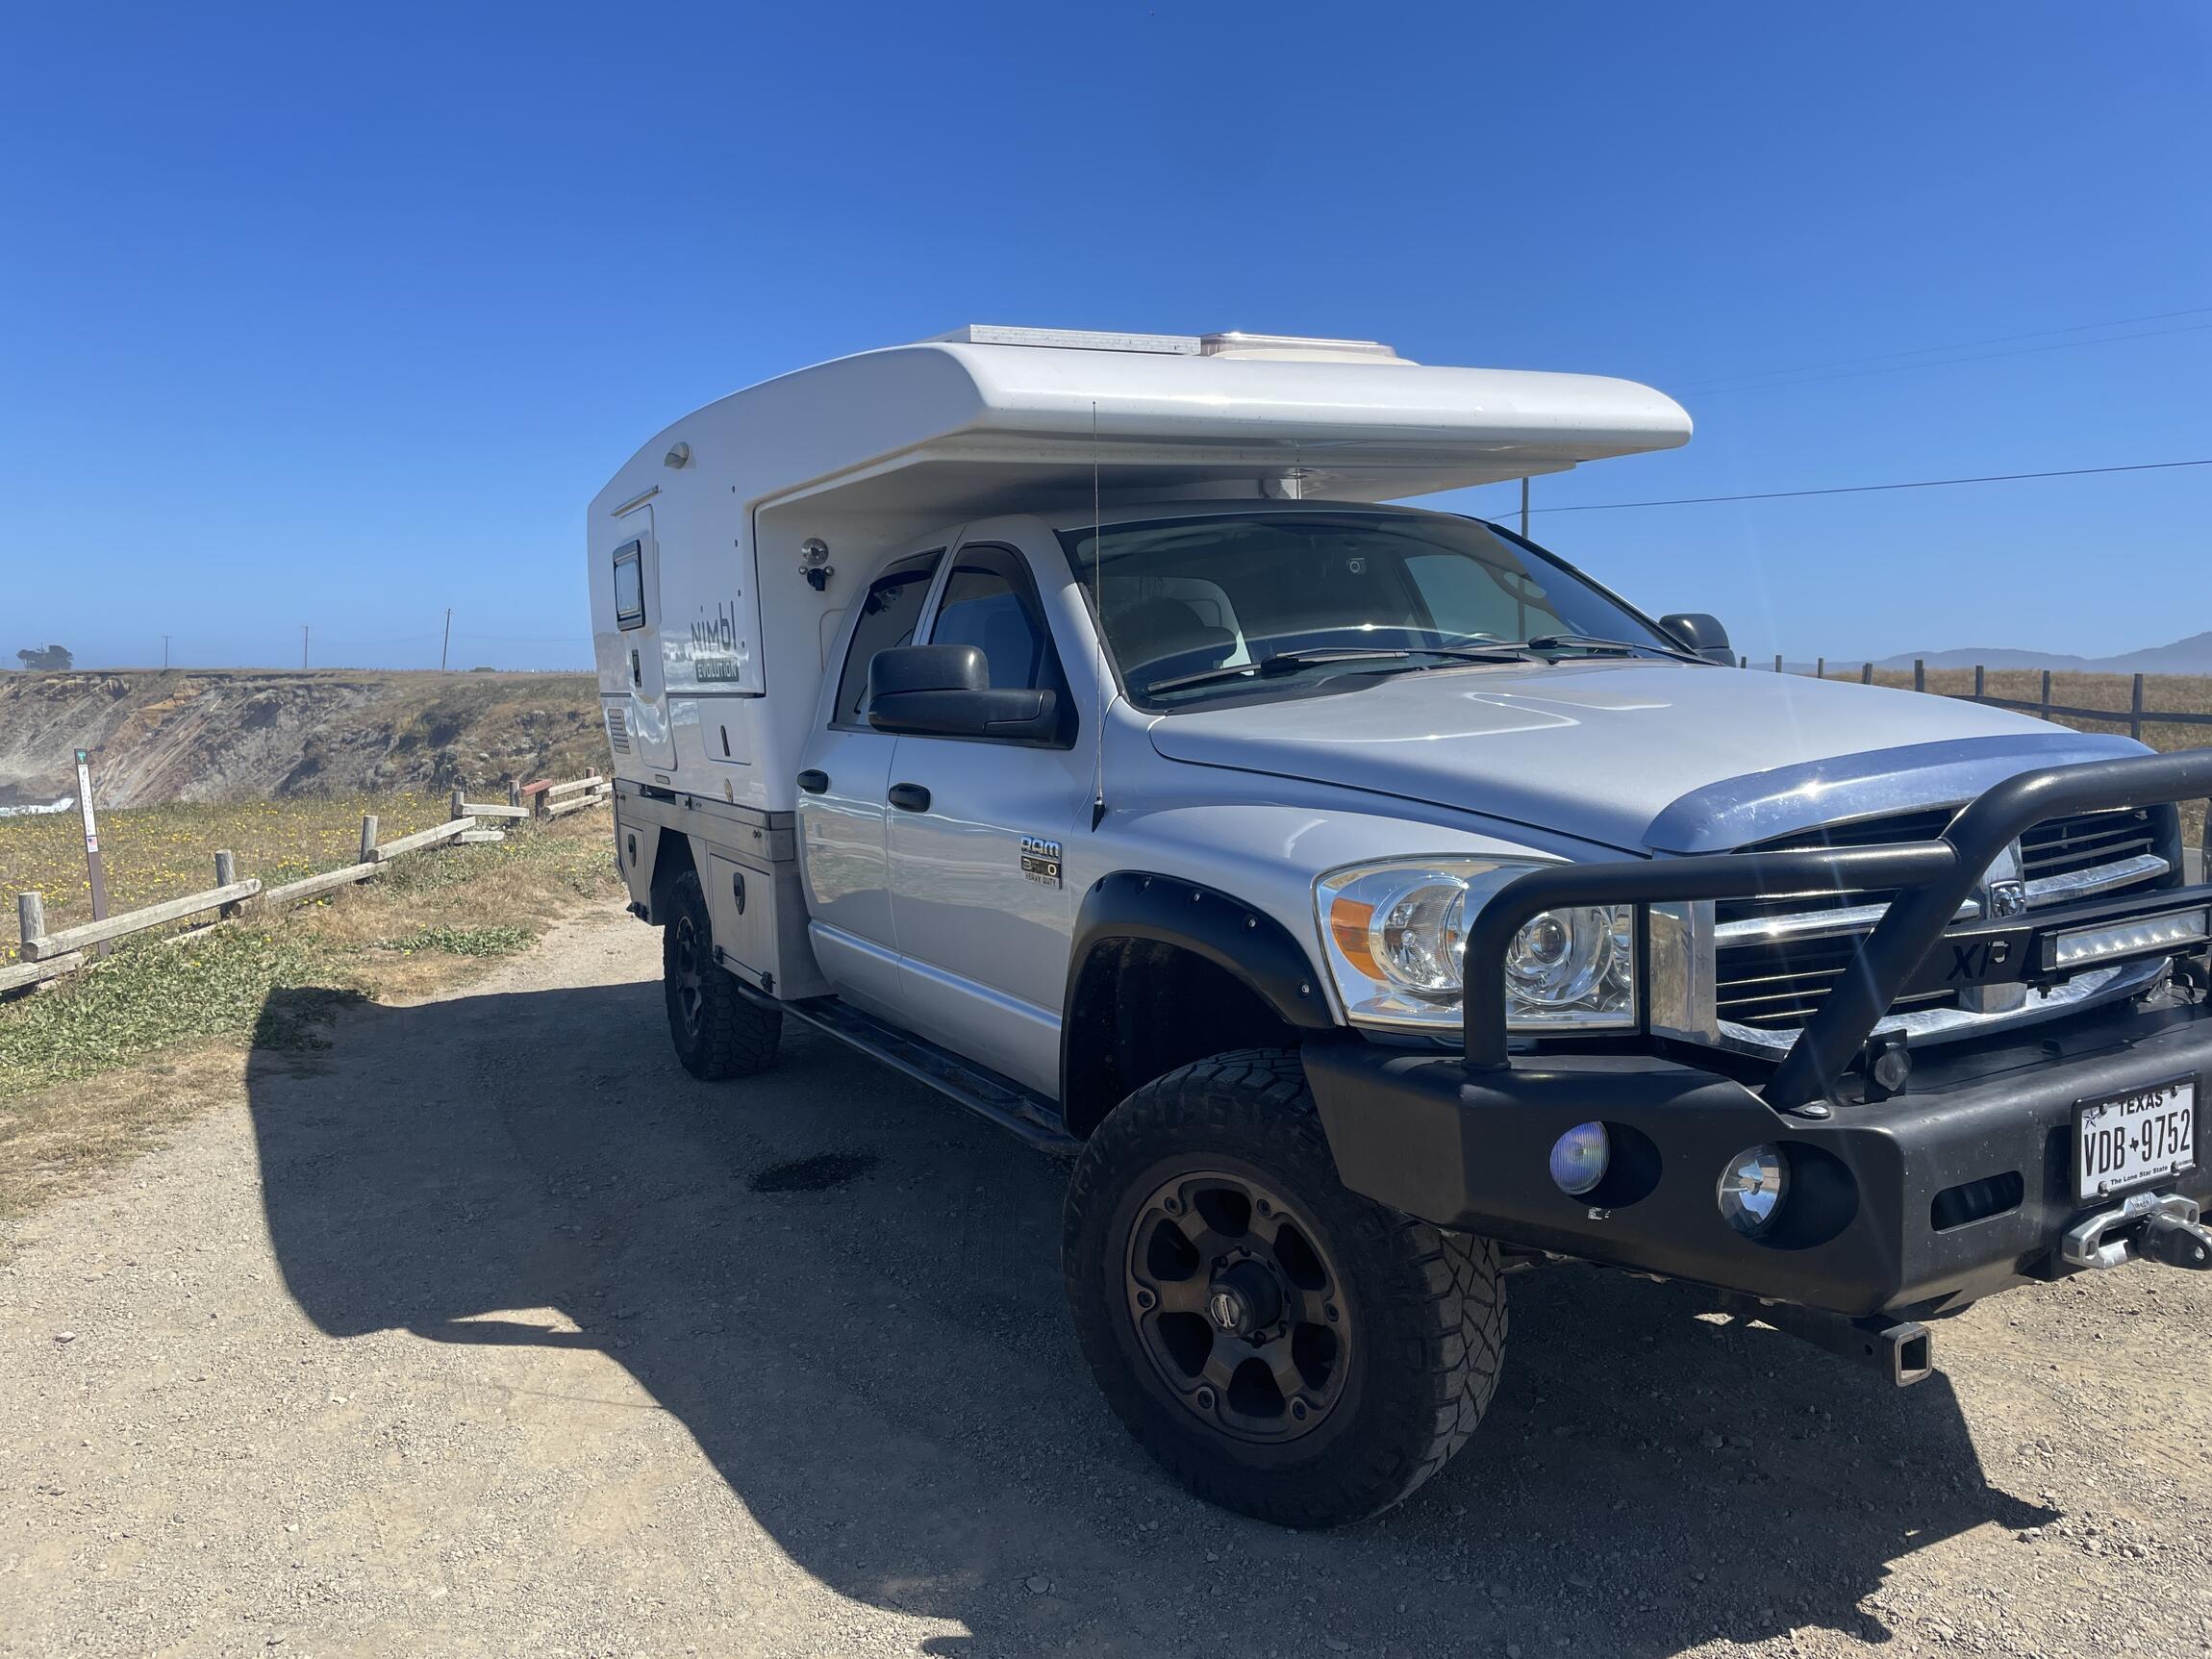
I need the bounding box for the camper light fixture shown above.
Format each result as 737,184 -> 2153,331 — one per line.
800,537 -> 834,593
664,440 -> 691,468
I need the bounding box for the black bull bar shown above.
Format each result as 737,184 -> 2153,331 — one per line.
1462,749 -> 2212,1104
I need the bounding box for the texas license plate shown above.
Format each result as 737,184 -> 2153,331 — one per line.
2075,1076 -> 2198,1202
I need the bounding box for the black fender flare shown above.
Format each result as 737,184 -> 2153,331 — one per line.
1060,871 -> 1338,1107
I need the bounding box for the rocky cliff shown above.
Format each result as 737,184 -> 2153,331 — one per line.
0,670 -> 604,808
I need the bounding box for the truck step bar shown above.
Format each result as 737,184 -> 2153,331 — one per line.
750,988 -> 1080,1154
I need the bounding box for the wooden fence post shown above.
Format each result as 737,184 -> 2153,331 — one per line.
1914,659 -> 1926,693
1738,655 -> 1747,669
1973,664 -> 1986,701
2041,669 -> 2053,722
359,815 -> 379,865
1773,654 -> 1783,674
1815,657 -> 1824,680
214,850 -> 241,919
449,787 -> 467,821
17,892 -> 44,952
1861,662 -> 1873,685
2130,673 -> 2145,742
507,778 -> 522,810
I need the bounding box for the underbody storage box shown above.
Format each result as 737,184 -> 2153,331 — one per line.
613,782 -> 827,999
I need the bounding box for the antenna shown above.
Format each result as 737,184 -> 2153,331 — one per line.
1089,399 -> 1110,830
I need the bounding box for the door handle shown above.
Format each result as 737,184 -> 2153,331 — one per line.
796,768 -> 829,794
887,782 -> 932,813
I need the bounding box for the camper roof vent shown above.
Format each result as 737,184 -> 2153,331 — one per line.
1198,332 -> 1413,365
932,324 -> 1202,355
931,326 -> 1413,364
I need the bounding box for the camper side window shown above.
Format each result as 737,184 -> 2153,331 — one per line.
613,542 -> 645,631
832,550 -> 944,728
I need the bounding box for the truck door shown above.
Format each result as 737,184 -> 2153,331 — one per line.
883,536 -> 1089,1094
795,546 -> 945,1018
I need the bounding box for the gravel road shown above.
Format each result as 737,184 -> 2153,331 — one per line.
5,905 -> 2211,1658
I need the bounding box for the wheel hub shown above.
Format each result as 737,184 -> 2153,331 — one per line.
1207,1259 -> 1282,1338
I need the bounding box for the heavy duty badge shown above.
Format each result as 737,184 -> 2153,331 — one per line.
1019,836 -> 1063,888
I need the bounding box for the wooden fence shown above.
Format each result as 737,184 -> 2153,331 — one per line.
1744,656 -> 2212,743
3,771 -> 609,997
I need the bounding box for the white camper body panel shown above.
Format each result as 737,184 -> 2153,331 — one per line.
585,333 -> 1692,816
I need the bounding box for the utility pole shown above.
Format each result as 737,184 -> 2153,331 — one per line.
440,608 -> 453,672
1520,477 -> 1530,540
302,624 -> 310,670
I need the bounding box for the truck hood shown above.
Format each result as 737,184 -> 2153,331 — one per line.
1144,660 -> 2147,854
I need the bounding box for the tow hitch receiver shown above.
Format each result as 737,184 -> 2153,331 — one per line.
2062,1193 -> 2212,1271
1710,1294 -> 1934,1387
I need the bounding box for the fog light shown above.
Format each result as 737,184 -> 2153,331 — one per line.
2042,908 -> 2208,971
1548,1121 -> 1610,1196
1718,1144 -> 1787,1237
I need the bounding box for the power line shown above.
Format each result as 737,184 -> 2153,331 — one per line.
1520,457 -> 2212,515
1675,321 -> 2212,397
1669,303 -> 2212,391
451,630 -> 591,644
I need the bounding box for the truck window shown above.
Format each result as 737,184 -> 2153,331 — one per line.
613,541 -> 645,630
1402,550 -> 1567,641
927,543 -> 1068,697
1063,511 -> 1671,707
832,550 -> 943,727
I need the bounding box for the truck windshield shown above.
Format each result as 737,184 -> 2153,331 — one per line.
1061,511 -> 1680,707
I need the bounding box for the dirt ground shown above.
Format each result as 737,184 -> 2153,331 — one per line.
5,905 -> 2211,1658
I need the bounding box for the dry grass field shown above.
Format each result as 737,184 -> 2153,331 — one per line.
0,793 -> 452,965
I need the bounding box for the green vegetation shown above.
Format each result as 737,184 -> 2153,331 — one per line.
377,923 -> 535,956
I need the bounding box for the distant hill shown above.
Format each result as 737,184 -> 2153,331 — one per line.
0,669 -> 604,809
1872,631 -> 2212,676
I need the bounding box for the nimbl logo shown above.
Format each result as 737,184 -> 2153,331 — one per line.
690,601 -> 742,653
690,601 -> 749,683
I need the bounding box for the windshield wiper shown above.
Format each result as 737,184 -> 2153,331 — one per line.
1144,644 -> 1531,697
1509,633 -> 1712,666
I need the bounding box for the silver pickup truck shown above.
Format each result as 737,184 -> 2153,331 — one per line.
591,328 -> 2212,1527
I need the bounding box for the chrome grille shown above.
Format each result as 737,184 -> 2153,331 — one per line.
1712,807 -> 2174,1032
2021,808 -> 2159,882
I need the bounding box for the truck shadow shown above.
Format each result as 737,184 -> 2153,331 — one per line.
245,977 -> 2049,1657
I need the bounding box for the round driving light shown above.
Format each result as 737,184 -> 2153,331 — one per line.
1717,1144 -> 1787,1236
1548,1121 -> 1611,1196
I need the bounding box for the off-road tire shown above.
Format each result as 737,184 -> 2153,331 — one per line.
662,868 -> 781,1080
1064,1048 -> 1505,1528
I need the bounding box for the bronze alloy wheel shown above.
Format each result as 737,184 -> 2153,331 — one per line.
1122,1167 -> 1352,1444
1066,1049 -> 1506,1527
669,911 -> 707,1040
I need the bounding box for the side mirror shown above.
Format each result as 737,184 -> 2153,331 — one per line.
867,643 -> 1061,742
1660,612 -> 1737,666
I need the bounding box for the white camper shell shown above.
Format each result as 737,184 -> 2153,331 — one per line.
587,327 -> 1691,815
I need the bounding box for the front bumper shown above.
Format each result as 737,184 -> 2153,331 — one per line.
1307,986 -> 2212,1319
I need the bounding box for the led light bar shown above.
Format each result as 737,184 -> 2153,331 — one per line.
2042,907 -> 2210,971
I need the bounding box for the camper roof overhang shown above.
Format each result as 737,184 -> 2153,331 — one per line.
594,331 -> 1693,523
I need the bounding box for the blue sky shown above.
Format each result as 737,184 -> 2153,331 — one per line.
3,2 -> 2206,671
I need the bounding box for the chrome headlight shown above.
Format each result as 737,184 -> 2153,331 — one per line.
1314,858 -> 1637,1034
